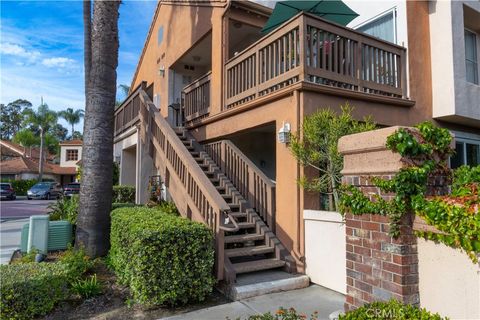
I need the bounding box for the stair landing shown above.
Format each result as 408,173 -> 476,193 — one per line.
221,270 -> 310,301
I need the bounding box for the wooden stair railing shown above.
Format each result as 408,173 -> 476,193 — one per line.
137,89 -> 238,281
204,140 -> 276,231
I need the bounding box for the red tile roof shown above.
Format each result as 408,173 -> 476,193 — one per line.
59,139 -> 83,146
0,157 -> 76,175
0,140 -> 55,160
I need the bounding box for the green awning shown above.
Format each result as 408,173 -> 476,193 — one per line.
261,0 -> 359,34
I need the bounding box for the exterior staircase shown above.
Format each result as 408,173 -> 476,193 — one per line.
175,130 -> 296,282
123,88 -> 304,297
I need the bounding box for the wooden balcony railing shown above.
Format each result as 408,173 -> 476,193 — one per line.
182,71 -> 211,123
138,89 -> 235,281
114,82 -> 154,136
204,140 -> 276,230
224,12 -> 407,111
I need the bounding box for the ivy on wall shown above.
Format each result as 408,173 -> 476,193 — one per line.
340,122 -> 480,263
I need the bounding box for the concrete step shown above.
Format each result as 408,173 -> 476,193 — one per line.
233,258 -> 285,274
225,233 -> 264,244
227,204 -> 240,211
226,245 -> 274,258
221,270 -> 310,301
229,212 -> 247,219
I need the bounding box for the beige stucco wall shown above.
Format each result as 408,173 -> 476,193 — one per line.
418,238 -> 480,320
60,145 -> 82,168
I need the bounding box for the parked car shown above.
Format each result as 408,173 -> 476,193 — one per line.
63,182 -> 80,196
0,183 -> 16,200
27,182 -> 63,200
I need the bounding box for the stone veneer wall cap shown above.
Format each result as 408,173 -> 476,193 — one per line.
338,126 -> 407,155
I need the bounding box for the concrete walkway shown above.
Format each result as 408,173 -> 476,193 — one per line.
0,218 -> 28,264
162,285 -> 344,320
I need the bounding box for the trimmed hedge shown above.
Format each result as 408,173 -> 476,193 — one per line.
112,185 -> 135,203
0,263 -> 70,320
110,207 -> 215,306
1,179 -> 37,195
111,202 -> 137,210
339,300 -> 446,320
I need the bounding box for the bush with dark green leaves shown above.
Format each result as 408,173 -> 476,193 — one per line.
112,185 -> 135,203
49,195 -> 79,224
1,179 -> 37,195
0,262 -> 70,320
339,299 -> 446,320
109,206 -> 215,306
111,202 -> 137,210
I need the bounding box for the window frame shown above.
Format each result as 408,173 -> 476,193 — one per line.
464,28 -> 479,85
449,137 -> 480,168
66,149 -> 79,161
354,7 -> 398,44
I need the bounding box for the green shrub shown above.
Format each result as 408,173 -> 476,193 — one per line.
236,307 -> 319,320
452,165 -> 480,195
0,262 -> 70,319
112,185 -> 135,203
0,179 -> 37,195
338,299 -> 446,320
111,202 -> 137,210
109,207 -> 215,306
59,246 -> 94,281
49,195 -> 79,224
71,274 -> 102,298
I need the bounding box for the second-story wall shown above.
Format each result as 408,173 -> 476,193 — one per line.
60,145 -> 82,168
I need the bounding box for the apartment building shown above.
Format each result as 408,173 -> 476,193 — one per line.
113,0 -> 479,292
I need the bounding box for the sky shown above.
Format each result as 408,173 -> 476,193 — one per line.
0,0 -> 157,134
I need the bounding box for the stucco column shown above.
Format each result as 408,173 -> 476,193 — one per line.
136,129 -> 154,204
338,127 -> 419,311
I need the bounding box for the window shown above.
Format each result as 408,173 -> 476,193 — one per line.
66,149 -> 78,161
357,10 -> 396,43
465,29 -> 478,84
158,26 -> 164,46
450,139 -> 480,168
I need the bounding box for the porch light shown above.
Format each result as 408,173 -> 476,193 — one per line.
278,122 -> 291,144
158,66 -> 165,77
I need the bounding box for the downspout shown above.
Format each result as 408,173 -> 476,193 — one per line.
220,0 -> 232,112
293,89 -> 305,266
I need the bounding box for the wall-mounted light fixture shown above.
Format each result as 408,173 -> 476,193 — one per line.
278,122 -> 291,144
158,65 -> 165,77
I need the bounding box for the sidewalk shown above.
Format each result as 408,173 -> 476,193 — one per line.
0,218 -> 28,264
162,285 -> 344,320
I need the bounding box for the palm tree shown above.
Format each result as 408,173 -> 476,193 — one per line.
59,108 -> 84,139
23,102 -> 57,181
76,0 -> 120,257
13,128 -> 38,157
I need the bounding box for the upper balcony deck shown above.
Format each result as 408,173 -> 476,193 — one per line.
182,12 -> 408,126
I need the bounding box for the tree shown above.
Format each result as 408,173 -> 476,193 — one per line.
289,104 -> 376,211
49,123 -> 69,142
59,108 -> 84,139
115,84 -> 130,107
23,103 -> 57,181
72,131 -> 83,140
0,99 -> 32,140
13,129 -> 38,157
76,0 -> 120,257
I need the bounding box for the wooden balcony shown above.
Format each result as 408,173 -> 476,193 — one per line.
183,12 -> 408,124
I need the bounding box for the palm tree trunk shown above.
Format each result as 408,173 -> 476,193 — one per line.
38,127 -> 44,181
76,0 -> 120,257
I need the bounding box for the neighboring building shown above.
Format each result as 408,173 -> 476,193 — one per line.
0,139 -> 82,184
113,0 -> 479,294
59,140 -> 83,169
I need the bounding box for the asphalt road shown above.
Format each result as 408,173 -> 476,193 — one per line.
0,199 -> 55,220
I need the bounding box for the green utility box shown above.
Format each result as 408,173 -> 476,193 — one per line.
21,220 -> 73,253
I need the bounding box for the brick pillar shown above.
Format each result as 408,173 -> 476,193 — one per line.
338,127 -> 420,311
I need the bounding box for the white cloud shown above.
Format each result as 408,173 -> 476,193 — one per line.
41,57 -> 76,68
0,42 -> 40,62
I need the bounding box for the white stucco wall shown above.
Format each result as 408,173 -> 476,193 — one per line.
418,238 -> 480,320
304,210 -> 346,294
60,145 -> 82,168
430,1 -> 480,124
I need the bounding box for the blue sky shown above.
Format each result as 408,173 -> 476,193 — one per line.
0,0 -> 157,133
